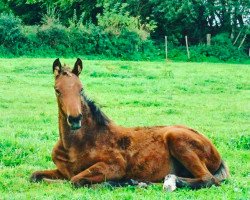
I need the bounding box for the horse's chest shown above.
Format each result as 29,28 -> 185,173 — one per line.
67,148 -> 92,169
53,146 -> 92,176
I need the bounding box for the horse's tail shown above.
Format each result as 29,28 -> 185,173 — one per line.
213,160 -> 230,182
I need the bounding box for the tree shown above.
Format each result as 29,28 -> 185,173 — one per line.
1,0 -> 249,47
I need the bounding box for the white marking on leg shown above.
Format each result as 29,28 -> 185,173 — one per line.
163,174 -> 177,192
138,182 -> 148,188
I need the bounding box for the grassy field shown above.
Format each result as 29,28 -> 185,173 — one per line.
0,58 -> 249,199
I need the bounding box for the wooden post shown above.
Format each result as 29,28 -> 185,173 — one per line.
165,36 -> 168,62
233,29 -> 242,45
185,35 -> 190,59
238,34 -> 246,49
207,34 -> 211,46
230,32 -> 234,40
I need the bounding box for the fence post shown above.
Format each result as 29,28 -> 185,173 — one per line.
165,36 -> 168,62
185,35 -> 190,60
207,34 -> 211,46
233,29 -> 243,45
238,34 -> 247,49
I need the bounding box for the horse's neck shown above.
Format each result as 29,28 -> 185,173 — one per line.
58,104 -> 95,149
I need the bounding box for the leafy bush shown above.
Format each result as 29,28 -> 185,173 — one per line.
0,12 -> 248,61
68,25 -> 92,55
189,34 -> 248,62
212,33 -> 232,46
97,3 -> 156,40
0,13 -> 24,55
37,23 -> 70,55
165,34 -> 248,62
95,3 -> 158,59
168,46 -> 188,61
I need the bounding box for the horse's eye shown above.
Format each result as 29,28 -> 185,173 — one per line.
55,89 -> 61,96
80,88 -> 83,94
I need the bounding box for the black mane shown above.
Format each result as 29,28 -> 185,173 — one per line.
82,94 -> 110,127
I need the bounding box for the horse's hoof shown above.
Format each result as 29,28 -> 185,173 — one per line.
163,174 -> 177,192
71,178 -> 89,188
71,182 -> 90,188
30,173 -> 44,182
71,181 -> 82,188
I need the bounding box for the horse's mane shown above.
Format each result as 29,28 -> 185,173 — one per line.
82,94 -> 110,127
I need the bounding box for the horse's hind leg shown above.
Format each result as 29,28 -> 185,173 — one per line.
163,153 -> 219,191
175,174 -> 219,189
165,137 -> 220,190
176,154 -> 219,189
163,173 -> 219,191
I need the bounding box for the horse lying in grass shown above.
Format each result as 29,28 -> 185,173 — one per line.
30,58 -> 229,191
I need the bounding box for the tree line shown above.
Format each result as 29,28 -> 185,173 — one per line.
1,0 -> 249,44
0,0 -> 249,61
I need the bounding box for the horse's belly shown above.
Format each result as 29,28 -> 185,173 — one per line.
126,145 -> 172,182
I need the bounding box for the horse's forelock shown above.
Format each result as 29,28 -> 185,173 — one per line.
60,67 -> 74,77
62,70 -> 72,77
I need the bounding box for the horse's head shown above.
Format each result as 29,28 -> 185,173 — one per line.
53,58 -> 83,130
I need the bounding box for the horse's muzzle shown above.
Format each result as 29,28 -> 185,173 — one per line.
67,114 -> 82,130
70,121 -> 82,130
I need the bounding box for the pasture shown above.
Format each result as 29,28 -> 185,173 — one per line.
0,58 -> 249,199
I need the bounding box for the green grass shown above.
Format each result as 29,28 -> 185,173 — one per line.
0,58 -> 249,199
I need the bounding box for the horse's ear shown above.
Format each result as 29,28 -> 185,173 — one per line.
53,58 -> 62,77
72,58 -> 83,76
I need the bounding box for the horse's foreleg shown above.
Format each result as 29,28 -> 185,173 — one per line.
30,169 -> 65,182
70,162 -> 125,187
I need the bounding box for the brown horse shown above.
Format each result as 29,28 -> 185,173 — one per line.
30,58 -> 229,191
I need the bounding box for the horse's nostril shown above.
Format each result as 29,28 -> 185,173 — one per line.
68,115 -> 74,124
68,115 -> 82,124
